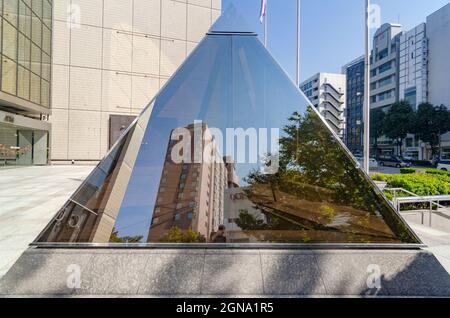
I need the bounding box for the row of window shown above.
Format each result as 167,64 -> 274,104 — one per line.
0,0 -> 52,108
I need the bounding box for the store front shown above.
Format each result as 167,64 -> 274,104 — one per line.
0,111 -> 50,167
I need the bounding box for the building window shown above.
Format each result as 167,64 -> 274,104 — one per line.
0,0 -> 52,108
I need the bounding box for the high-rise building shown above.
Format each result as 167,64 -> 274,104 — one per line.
399,23 -> 428,109
370,23 -> 402,111
370,23 -> 402,156
342,56 -> 365,156
149,123 -> 230,243
300,73 -> 346,139
0,0 -> 52,166
427,3 -> 450,159
398,23 -> 428,160
427,3 -> 450,110
50,0 -> 221,164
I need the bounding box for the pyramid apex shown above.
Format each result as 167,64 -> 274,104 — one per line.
209,3 -> 255,34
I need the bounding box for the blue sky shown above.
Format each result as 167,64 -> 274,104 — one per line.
222,0 -> 449,82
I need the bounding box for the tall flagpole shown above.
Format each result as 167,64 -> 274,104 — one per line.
296,0 -> 301,86
363,0 -> 371,174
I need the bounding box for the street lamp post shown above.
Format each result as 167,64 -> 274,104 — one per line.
363,0 -> 371,174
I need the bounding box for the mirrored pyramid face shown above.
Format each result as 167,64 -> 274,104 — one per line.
35,21 -> 419,245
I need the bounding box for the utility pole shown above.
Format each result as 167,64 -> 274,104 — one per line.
363,0 -> 371,174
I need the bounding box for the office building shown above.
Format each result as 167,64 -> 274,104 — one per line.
427,3 -> 450,159
427,3 -> 450,109
300,73 -> 347,138
399,23 -> 428,109
342,56 -> 365,155
50,0 -> 221,164
369,23 -> 402,156
0,0 -> 52,166
370,23 -> 402,111
398,23 -> 428,159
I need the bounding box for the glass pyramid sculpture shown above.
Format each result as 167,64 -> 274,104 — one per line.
35,7 -> 419,245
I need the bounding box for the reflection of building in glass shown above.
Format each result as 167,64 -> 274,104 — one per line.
36,109 -> 151,243
0,0 -> 52,166
148,123 -> 233,242
50,0 -> 221,164
223,187 -> 266,243
300,73 -> 346,139
224,156 -> 240,188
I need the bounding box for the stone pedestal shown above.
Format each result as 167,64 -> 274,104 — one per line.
1,248 -> 449,297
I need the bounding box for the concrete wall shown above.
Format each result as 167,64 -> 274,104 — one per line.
51,0 -> 221,163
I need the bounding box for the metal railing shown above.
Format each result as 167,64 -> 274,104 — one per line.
384,187 -> 450,227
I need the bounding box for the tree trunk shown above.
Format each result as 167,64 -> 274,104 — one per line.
270,181 -> 277,202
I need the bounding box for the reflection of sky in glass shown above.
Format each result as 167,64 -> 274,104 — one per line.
115,34 -> 310,240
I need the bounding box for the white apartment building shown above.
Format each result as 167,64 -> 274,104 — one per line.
399,23 -> 428,109
399,23 -> 428,160
51,0 -> 221,164
300,73 -> 346,138
370,23 -> 402,111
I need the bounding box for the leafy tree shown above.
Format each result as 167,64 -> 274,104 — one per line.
110,228 -> 143,243
414,103 -> 450,159
370,108 -> 385,158
382,101 -> 415,156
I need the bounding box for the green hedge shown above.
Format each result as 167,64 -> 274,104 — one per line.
409,160 -> 433,167
372,173 -> 450,196
372,173 -> 390,182
400,168 -> 417,174
387,174 -> 449,196
425,168 -> 450,177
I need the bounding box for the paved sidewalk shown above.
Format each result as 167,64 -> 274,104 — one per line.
0,166 -> 94,278
409,223 -> 450,273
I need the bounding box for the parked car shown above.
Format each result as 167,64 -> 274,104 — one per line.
355,156 -> 379,168
437,160 -> 450,171
378,156 -> 411,168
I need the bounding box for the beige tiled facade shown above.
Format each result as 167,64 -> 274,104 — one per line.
51,0 -> 221,162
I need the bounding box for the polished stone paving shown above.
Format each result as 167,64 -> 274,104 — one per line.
0,165 -> 94,278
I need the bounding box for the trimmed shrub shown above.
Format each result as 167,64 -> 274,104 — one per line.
400,168 -> 417,174
385,174 -> 449,196
372,173 -> 390,182
425,168 -> 450,177
410,160 -> 433,167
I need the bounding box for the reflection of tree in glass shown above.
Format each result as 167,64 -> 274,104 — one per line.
158,227 -> 206,243
240,109 -> 418,243
110,228 -> 143,243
